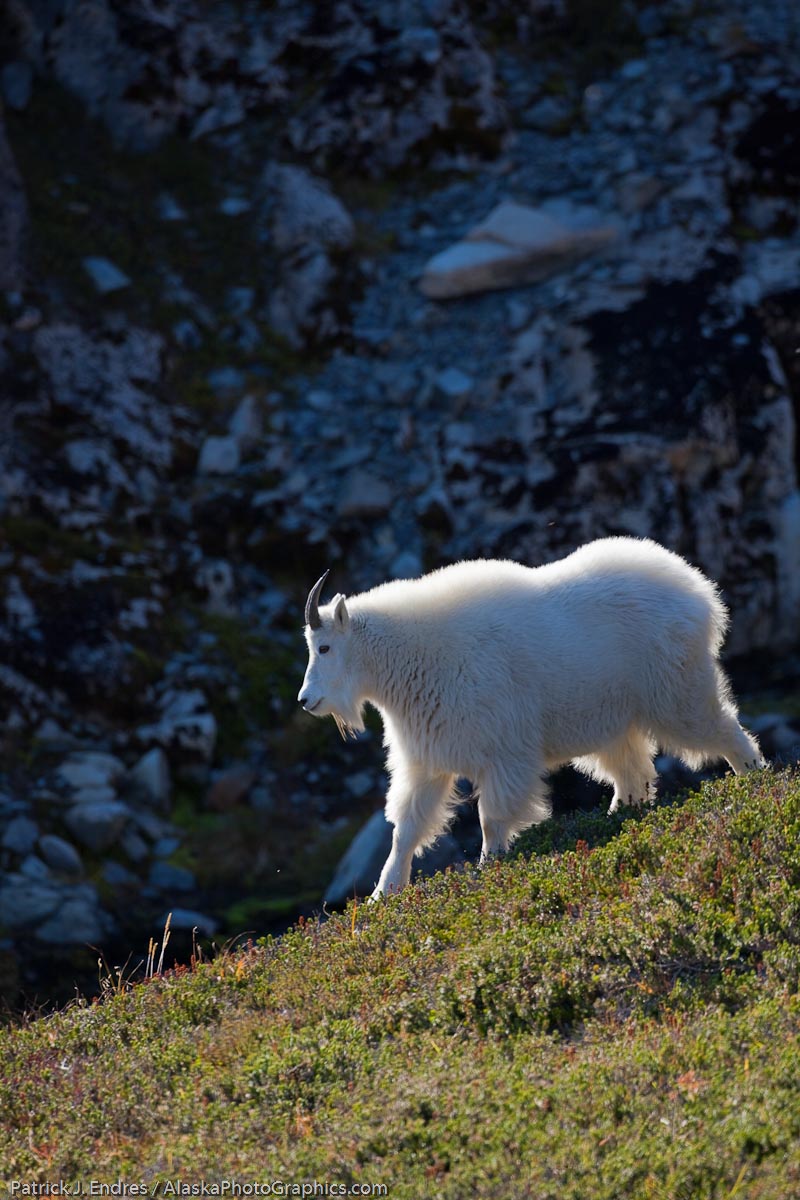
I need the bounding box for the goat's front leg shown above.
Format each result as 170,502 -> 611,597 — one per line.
478,814 -> 513,863
371,769 -> 454,900
371,823 -> 418,899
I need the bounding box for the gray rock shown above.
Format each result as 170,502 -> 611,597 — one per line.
5,576 -> 36,630
0,876 -> 61,929
346,771 -> 376,799
20,855 -> 52,880
435,367 -> 474,399
38,835 -> 84,877
324,811 -> 392,905
34,719 -> 80,753
225,287 -> 255,316
390,550 -> 423,580
138,691 -> 218,761
128,747 -> 171,809
153,837 -> 181,858
0,664 -> 52,714
0,791 -> 21,815
36,894 -> 109,945
197,435 -> 241,475
419,201 -> 618,299
268,164 -> 355,255
192,86 -> 245,139
156,193 -> 187,221
172,705 -> 215,753
207,365 -> 246,394
118,597 -> 162,633
2,815 -> 39,855
63,439 -> 130,485
120,829 -> 149,863
82,256 -> 132,293
746,712 -> 783,736
620,58 -> 648,81
268,251 -> 337,348
41,0 -> 167,148
64,784 -> 119,808
196,559 -> 236,617
396,26 -> 441,67
307,389 -> 335,411
769,723 -> 800,759
102,861 -> 137,887
248,786 -> 275,812
228,394 -> 263,450
173,318 -> 203,348
58,752 -> 126,790
149,862 -> 195,892
65,801 -> 130,852
218,196 -> 251,216
337,469 -> 394,519
1,62 -> 33,111
522,94 -> 575,133
130,808 -> 168,841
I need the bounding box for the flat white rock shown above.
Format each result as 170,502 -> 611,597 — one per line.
419,200 -> 617,299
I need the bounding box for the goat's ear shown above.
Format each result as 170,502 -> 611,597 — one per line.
332,594 -> 350,632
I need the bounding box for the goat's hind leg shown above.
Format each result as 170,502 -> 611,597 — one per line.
372,767 -> 455,899
654,662 -> 766,775
712,711 -> 766,774
574,728 -> 657,815
674,709 -> 766,775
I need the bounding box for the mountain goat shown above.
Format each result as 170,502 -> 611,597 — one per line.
298,538 -> 764,898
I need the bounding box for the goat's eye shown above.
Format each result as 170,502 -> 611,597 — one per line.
318,644 -> 330,654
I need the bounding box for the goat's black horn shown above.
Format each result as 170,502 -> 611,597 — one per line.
305,569 -> 330,629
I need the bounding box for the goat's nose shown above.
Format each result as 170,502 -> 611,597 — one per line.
298,691 -> 308,706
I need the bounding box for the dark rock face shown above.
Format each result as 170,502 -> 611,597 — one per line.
7,0 -> 507,167
6,0 -> 291,149
1,0 -> 799,1004
735,95 -> 800,193
0,117 -> 27,288
280,1 -> 508,173
575,269 -> 799,650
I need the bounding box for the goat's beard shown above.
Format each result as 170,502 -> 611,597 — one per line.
333,714 -> 357,740
330,699 -> 366,740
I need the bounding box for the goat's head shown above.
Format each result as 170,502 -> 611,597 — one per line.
298,571 -> 363,736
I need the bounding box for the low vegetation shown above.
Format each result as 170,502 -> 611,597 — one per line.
2,768 -> 800,1197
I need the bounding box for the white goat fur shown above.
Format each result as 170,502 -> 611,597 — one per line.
298,537 -> 764,898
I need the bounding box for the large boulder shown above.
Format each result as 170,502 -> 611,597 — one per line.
263,164 -> 356,348
65,800 -> 131,853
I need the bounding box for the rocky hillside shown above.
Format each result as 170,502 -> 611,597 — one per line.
1,0 -> 799,1006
